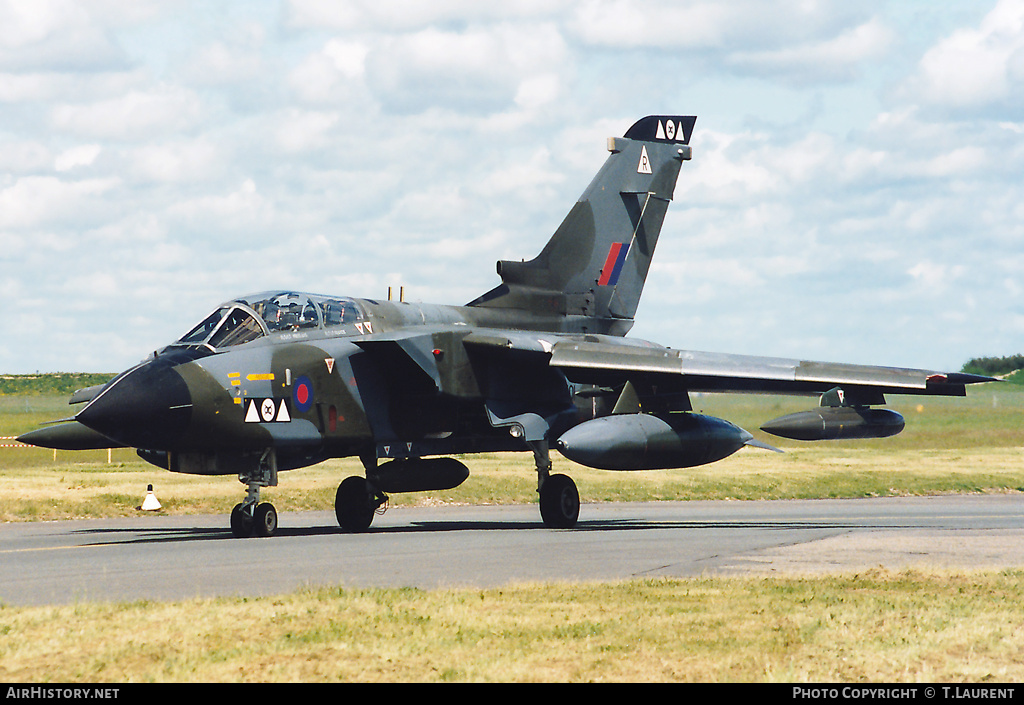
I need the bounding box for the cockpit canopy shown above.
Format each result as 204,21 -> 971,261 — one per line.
173,291 -> 365,350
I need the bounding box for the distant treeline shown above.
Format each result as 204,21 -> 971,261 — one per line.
961,355 -> 1024,380
0,373 -> 114,396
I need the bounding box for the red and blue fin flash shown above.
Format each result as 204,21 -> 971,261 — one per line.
597,242 -> 630,286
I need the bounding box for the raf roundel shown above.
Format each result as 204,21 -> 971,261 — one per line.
293,376 -> 314,413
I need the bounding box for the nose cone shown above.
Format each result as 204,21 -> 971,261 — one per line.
17,421 -> 125,450
76,360 -> 192,450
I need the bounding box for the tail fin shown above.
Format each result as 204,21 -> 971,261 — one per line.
467,115 -> 695,335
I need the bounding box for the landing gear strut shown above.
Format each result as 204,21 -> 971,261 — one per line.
531,439 -> 579,529
486,407 -> 580,529
231,449 -> 279,538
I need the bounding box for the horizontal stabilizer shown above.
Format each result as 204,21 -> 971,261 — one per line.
69,383 -> 108,405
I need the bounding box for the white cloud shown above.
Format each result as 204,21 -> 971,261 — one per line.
184,40 -> 265,86
678,130 -> 778,202
0,176 -> 118,229
284,0 -> 566,31
478,147 -> 565,197
364,23 -> 569,114
54,144 -> 101,172
288,41 -> 372,106
0,0 -> 127,71
569,0 -> 871,51
271,109 -> 340,153
127,139 -> 223,183
727,18 -> 894,83
903,0 -> 1024,115
0,139 -> 52,173
166,179 -> 275,237
50,85 -> 205,140
908,260 -> 965,291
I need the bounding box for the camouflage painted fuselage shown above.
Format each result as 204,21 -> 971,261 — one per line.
116,299 -> 610,475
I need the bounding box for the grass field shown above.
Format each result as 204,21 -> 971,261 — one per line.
2,570 -> 1023,682
1,383 -> 1023,682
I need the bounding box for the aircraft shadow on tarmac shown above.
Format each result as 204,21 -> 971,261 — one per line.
68,516 -> 934,547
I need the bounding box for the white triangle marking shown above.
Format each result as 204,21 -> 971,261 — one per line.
276,399 -> 291,422
637,145 -> 652,174
245,399 -> 260,423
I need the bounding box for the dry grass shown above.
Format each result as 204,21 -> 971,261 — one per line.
2,444 -> 1023,523
1,570 -> 1021,682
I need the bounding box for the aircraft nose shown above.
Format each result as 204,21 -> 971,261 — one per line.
76,360 -> 192,450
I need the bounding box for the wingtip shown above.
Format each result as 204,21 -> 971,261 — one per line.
929,372 -> 999,385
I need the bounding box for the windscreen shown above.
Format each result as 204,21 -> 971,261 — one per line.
208,308 -> 265,347
174,305 -> 266,349
176,308 -> 230,345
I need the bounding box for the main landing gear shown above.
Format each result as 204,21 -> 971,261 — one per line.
485,406 -> 580,529
229,443 -> 580,536
332,451 -> 389,532
331,447 -> 579,531
334,475 -> 388,532
532,439 -> 580,529
231,449 -> 279,538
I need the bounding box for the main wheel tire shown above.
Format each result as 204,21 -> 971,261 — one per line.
335,476 -> 375,532
230,503 -> 254,538
539,474 -> 580,529
253,502 -> 278,538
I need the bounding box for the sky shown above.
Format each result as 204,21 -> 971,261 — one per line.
1,0 -> 1022,375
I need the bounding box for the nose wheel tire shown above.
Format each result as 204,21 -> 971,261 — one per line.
231,502 -> 278,538
253,503 -> 278,537
539,473 -> 580,528
231,503 -> 253,538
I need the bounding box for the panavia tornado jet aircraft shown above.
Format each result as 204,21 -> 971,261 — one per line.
19,115 -> 992,537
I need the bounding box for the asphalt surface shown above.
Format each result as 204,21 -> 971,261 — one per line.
1,495 -> 1022,606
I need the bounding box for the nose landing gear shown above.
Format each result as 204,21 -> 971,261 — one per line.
230,449 -> 279,538
231,500 -> 279,538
